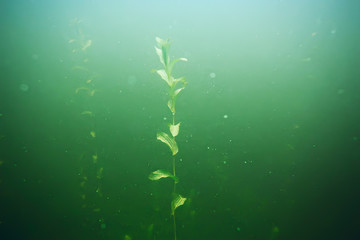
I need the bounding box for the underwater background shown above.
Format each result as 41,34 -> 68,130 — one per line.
0,0 -> 360,239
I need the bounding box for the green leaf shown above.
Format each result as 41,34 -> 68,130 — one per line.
148,169 -> 179,183
155,69 -> 170,85
167,99 -> 175,113
170,123 -> 180,137
155,37 -> 170,68
174,87 -> 184,97
157,132 -> 178,155
174,76 -> 187,85
171,194 -> 187,215
172,77 -> 187,95
168,57 -> 188,77
167,82 -> 186,114
154,47 -> 164,66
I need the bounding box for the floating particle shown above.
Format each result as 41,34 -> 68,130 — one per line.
19,84 -> 29,92
124,235 -> 132,240
223,114 -> 228,119
92,154 -> 98,163
90,131 -> 96,138
81,110 -> 93,116
209,72 -> 216,78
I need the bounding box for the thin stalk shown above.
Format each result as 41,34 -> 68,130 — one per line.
172,111 -> 177,240
173,212 -> 177,240
172,156 -> 177,240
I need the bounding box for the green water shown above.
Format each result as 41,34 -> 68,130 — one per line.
0,0 -> 359,239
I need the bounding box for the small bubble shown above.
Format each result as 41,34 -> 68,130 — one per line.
32,54 -> 39,60
209,72 -> 216,78
337,89 -> 344,95
223,114 -> 228,119
127,75 -> 137,85
223,161 -> 227,164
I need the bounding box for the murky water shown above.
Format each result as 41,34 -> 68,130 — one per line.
0,0 -> 359,239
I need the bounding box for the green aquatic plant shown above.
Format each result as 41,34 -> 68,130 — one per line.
149,37 -> 188,240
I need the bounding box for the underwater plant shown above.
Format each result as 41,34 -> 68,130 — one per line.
69,19 -> 106,231
149,37 -> 188,240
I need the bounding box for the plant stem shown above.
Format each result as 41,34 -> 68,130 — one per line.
172,111 -> 177,240
173,212 -> 177,240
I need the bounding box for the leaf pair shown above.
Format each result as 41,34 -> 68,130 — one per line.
148,170 -> 187,214
167,77 -> 187,113
157,121 -> 180,154
157,132 -> 178,155
154,37 -> 187,78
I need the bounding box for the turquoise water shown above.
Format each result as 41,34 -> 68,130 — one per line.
0,0 -> 359,239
